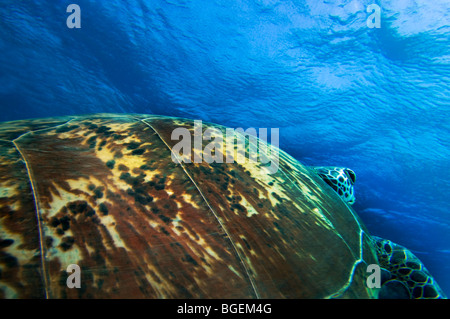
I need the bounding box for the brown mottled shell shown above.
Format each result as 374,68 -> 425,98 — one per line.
0,113 -> 379,299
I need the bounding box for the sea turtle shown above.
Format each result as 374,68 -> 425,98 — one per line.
0,113 -> 445,299
310,166 -> 446,299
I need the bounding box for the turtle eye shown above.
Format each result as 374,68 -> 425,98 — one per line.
344,169 -> 356,184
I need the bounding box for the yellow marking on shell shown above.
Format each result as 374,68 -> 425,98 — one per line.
176,152 -> 192,164
0,184 -> 20,198
143,260 -> 197,298
66,178 -> 92,192
228,265 -> 243,279
266,190 -> 284,209
164,118 -> 189,127
169,215 -> 221,269
2,199 -> 22,215
179,193 -> 200,209
100,121 -> 136,133
217,204 -> 227,216
165,189 -> 174,196
311,207 -> 335,230
0,226 -> 39,269
164,174 -> 176,189
109,161 -> 161,195
191,237 -> 225,275
142,265 -> 170,298
170,218 -> 183,238
95,140 -> 148,172
98,215 -> 127,249
227,232 -> 257,274
43,180 -> 91,219
84,242 -> 96,256
236,165 -> 289,213
45,234 -> 83,265
238,196 -> 258,218
239,235 -> 259,258
147,219 -> 161,231
203,245 -> 222,263
241,253 -> 258,279
36,176 -> 130,262
192,147 -> 203,163
297,181 -> 321,204
163,174 -> 175,189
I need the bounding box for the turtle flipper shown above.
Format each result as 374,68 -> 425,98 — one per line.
372,236 -> 447,299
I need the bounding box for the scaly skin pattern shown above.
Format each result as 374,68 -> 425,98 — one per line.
373,236 -> 446,299
0,114 -> 378,299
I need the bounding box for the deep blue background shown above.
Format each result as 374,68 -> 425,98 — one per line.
1,0 -> 449,296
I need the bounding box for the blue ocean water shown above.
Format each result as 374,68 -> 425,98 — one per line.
0,0 -> 449,296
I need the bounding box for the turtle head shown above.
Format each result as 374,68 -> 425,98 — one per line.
312,166 -> 356,205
